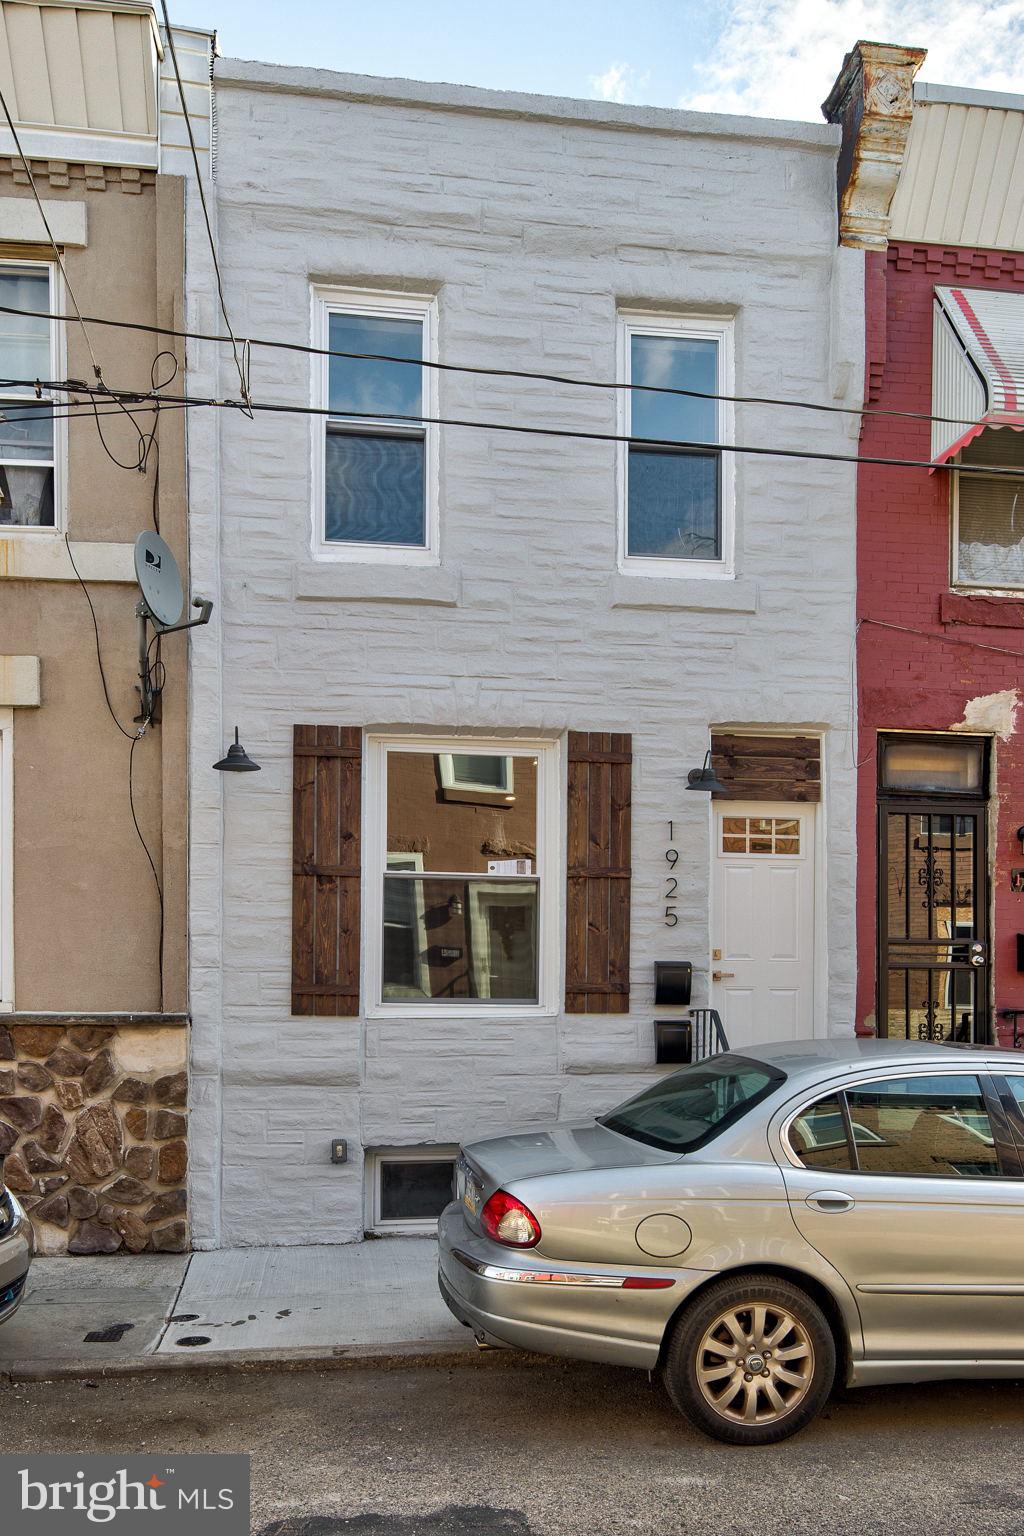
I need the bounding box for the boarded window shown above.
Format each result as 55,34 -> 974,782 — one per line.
292,725 -> 362,1016
565,732 -> 632,1013
710,734 -> 820,802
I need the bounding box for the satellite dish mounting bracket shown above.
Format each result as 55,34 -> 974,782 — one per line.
135,596 -> 214,724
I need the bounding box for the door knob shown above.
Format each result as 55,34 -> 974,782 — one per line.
712,971 -> 735,981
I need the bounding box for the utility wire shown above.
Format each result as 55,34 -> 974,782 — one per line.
0,299 -> 1010,436
158,0 -> 251,414
18,376 -> 1024,480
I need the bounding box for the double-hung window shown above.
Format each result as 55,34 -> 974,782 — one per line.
0,262 -> 57,529
366,737 -> 560,1014
314,288 -> 436,562
619,313 -> 733,575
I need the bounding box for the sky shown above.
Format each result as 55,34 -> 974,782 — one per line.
175,0 -> 1024,122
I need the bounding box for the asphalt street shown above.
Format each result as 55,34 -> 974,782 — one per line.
2,1359 -> 1024,1535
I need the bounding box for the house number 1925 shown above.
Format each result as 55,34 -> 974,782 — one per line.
665,820 -> 679,926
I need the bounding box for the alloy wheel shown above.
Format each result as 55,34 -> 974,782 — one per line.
695,1301 -> 814,1425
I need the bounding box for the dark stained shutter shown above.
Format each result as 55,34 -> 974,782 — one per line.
565,732 -> 632,1014
292,725 -> 362,1016
710,733 -> 821,802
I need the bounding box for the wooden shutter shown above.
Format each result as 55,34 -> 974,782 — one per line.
565,732 -> 632,1013
292,725 -> 362,1016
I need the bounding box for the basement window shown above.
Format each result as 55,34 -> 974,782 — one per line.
953,430 -> 1024,589
367,1148 -> 457,1234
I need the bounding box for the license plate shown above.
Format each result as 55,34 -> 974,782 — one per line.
456,1157 -> 481,1216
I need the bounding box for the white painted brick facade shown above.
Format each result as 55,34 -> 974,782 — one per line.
187,64 -> 865,1247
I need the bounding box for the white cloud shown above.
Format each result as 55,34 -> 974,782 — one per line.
590,62 -> 649,104
680,0 -> 1024,121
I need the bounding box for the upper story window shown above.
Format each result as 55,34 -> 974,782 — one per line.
0,262 -> 57,530
365,736 -> 560,1017
618,313 -> 734,577
313,288 -> 437,564
953,429 -> 1024,590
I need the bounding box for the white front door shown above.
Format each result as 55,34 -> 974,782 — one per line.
711,801 -> 815,1050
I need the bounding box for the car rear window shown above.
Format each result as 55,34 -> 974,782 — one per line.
600,1054 -> 785,1153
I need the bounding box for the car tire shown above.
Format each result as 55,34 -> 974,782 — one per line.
662,1273 -> 836,1446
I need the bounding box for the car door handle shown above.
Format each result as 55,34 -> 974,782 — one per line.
805,1191 -> 855,1214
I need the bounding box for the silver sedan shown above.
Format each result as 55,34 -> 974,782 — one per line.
0,1178 -> 31,1325
438,1038 -> 1024,1444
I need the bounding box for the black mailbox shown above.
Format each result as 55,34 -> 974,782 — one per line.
655,1020 -> 692,1065
655,961 -> 692,1007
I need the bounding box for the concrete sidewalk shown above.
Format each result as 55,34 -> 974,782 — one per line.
0,1238 -> 476,1381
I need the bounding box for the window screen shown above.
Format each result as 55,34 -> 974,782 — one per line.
378,1158 -> 455,1223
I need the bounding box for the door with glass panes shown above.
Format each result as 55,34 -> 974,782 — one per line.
877,735 -> 990,1043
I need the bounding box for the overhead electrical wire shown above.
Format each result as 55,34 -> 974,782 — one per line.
158,0 -> 252,414
14,376 -> 1024,480
0,298 -> 1010,436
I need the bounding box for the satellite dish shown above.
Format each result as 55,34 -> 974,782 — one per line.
134,531 -> 184,629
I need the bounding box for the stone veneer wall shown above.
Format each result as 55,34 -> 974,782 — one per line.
0,1019 -> 188,1255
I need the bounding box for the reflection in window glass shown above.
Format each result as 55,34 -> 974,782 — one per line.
382,750 -> 540,1003
789,1097 -> 853,1171
324,308 -> 426,547
719,817 -> 801,855
844,1075 -> 998,1178
627,330 -> 721,562
880,736 -> 984,793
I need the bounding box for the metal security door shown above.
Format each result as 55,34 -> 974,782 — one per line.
878,805 -> 989,1042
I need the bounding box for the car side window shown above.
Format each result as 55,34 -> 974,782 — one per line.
788,1096 -> 853,1171
845,1074 -> 1000,1178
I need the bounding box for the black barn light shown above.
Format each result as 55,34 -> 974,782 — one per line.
685,749 -> 727,794
213,727 -> 261,773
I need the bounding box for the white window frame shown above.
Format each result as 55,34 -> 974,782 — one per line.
0,708 -> 13,1011
438,751 -> 514,796
617,311 -> 735,579
363,733 -> 563,1019
365,1145 -> 459,1235
951,459 -> 1024,593
0,258 -> 65,537
311,285 -> 438,566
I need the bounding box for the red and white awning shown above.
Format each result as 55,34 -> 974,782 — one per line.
932,286 -> 1024,463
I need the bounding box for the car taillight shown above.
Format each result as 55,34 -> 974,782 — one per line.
481,1190 -> 541,1248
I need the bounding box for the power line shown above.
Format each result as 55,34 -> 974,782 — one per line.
22,375 -> 1024,480
158,0 -> 251,414
0,299 -> 1009,437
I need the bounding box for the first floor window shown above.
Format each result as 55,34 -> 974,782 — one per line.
368,737 -> 556,1010
315,289 -> 435,557
954,429 -> 1024,589
0,263 -> 56,528
620,313 -> 732,571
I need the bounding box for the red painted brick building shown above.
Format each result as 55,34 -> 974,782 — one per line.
845,72 -> 1024,1043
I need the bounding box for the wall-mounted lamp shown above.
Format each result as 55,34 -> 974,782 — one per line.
685,749 -> 727,794
213,727 -> 261,773
448,893 -> 464,918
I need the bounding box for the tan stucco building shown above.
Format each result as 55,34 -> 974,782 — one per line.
0,0 -> 212,1253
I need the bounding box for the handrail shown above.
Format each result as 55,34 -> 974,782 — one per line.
687,1008 -> 729,1061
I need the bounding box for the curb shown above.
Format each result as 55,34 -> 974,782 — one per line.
0,1337 -> 555,1385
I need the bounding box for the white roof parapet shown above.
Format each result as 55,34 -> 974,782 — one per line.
932,286 -> 1024,463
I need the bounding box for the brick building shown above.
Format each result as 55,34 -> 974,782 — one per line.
832,52 -> 1024,1044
